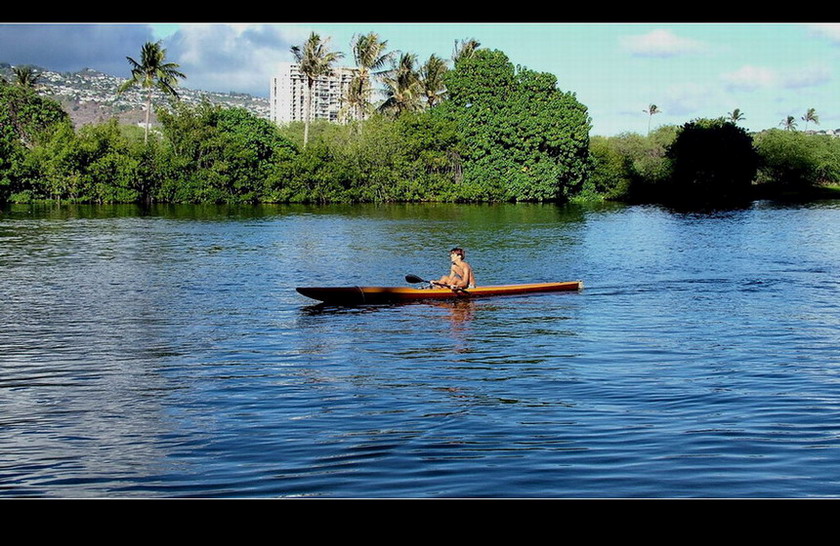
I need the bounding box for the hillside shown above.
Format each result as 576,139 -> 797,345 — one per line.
1,63 -> 270,129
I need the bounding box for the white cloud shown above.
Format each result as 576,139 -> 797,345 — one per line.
781,64 -> 831,89
721,64 -> 831,92
166,24 -> 315,97
721,65 -> 778,91
620,29 -> 708,57
0,23 -> 318,97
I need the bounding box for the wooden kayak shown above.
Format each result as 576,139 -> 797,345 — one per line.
296,281 -> 583,305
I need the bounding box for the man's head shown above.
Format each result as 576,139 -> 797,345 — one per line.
450,247 -> 465,261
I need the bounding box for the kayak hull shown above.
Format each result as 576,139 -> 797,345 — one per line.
296,281 -> 583,305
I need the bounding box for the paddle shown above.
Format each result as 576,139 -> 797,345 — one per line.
405,274 -> 466,292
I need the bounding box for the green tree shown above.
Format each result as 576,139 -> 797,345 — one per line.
780,115 -> 797,131
753,129 -> 839,190
0,83 -> 69,149
395,112 -> 463,199
12,66 -> 40,89
117,41 -> 186,144
348,32 -> 393,121
727,108 -> 745,123
586,126 -> 678,203
802,108 -> 819,130
21,119 -> 153,204
435,49 -> 591,202
586,136 -> 633,200
74,121 -> 143,203
216,107 -> 298,201
157,102 -> 297,203
644,104 -> 660,135
378,52 -> 424,117
665,118 -> 758,204
291,32 -> 344,148
452,38 -> 481,64
420,54 -> 448,108
270,111 -> 462,203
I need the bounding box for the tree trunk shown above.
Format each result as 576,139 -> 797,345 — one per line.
144,90 -> 152,144
304,79 -> 313,148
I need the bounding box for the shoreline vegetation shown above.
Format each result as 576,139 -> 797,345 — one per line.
3,38 -> 840,209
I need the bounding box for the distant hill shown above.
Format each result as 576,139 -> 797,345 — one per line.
0,63 -> 270,129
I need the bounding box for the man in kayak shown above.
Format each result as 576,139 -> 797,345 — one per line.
432,247 -> 476,290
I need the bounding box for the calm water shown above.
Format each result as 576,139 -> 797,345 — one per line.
1,200 -> 839,498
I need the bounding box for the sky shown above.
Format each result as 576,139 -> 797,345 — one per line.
2,22 -> 840,136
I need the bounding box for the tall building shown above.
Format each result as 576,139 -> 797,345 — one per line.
270,62 -> 360,125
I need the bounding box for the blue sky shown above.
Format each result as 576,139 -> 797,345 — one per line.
3,22 -> 840,136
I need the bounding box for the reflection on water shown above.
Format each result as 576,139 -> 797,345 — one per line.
2,201 -> 840,497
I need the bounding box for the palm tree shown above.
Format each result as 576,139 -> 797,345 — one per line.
780,115 -> 797,131
453,38 -> 481,64
343,75 -> 367,124
291,32 -> 344,148
117,41 -> 186,144
802,108 -> 819,130
378,52 -> 423,117
643,104 -> 661,135
348,32 -> 393,121
727,108 -> 745,123
12,66 -> 40,89
420,54 -> 448,108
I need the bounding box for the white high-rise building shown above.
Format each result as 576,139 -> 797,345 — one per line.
270,62 -> 360,125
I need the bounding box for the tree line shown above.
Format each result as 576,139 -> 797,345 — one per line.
2,36 -> 839,208
589,119 -> 840,205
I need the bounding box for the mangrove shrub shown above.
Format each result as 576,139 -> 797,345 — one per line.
157,102 -> 297,203
0,83 -> 70,202
665,118 -> 758,204
435,49 -> 591,202
753,129 -> 840,189
584,126 -> 678,202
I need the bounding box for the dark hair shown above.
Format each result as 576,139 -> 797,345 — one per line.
450,247 -> 465,258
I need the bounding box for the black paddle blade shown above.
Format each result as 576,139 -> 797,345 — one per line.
405,274 -> 426,284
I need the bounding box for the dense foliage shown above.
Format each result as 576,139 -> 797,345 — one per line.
0,84 -> 70,202
23,120 -> 147,203
434,50 -> 591,201
586,126 -> 677,202
270,113 -> 462,203
3,46 -> 840,207
4,100 -> 304,204
665,118 -> 758,204
156,103 -> 297,203
586,121 -> 840,204
753,129 -> 840,190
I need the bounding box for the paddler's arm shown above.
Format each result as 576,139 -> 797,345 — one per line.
430,279 -> 460,291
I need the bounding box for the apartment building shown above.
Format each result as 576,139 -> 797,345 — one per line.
270,62 -> 360,125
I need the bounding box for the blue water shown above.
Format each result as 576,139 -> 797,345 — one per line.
1,201 -> 839,497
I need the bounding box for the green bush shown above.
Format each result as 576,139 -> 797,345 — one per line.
582,126 -> 677,202
753,129 -> 840,189
158,102 -> 298,203
435,49 -> 591,202
665,118 -> 757,204
0,83 -> 70,202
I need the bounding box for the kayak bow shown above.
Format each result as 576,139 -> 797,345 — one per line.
296,281 -> 583,305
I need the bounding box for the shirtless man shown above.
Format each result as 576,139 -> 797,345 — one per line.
432,247 -> 476,290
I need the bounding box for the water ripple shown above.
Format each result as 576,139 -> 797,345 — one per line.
2,203 -> 840,497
